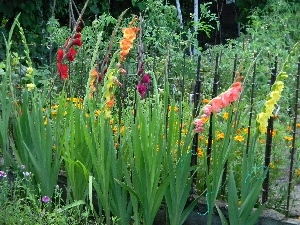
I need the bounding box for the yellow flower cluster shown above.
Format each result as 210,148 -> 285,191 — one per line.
102,69 -> 118,118
257,75 -> 286,133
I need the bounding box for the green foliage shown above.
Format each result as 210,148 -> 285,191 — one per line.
1,1 -> 300,224
0,173 -> 89,225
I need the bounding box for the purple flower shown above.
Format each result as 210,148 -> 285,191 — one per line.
0,171 -> 7,178
137,84 -> 147,98
141,74 -> 151,84
42,196 -> 51,203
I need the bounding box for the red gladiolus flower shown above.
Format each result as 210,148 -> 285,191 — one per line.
72,33 -> 82,46
57,63 -> 69,80
67,46 -> 77,61
57,49 -> 64,62
74,33 -> 81,39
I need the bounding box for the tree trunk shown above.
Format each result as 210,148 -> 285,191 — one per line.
175,0 -> 183,30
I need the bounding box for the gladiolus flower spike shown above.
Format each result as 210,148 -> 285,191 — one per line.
119,18 -> 139,62
56,30 -> 83,80
194,76 -> 243,133
257,73 -> 287,133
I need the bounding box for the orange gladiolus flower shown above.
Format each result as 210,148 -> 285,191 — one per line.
106,100 -> 115,108
120,27 -> 139,61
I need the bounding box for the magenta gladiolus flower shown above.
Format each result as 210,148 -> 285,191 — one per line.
137,84 -> 147,98
42,196 -> 51,203
141,74 -> 151,84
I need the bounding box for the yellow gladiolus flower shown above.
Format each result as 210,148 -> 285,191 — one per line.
270,91 -> 280,102
274,81 -> 284,92
257,112 -> 269,133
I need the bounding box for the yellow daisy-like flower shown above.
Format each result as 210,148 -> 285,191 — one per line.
222,112 -> 229,120
202,99 -> 210,104
95,109 -> 101,117
216,132 -> 225,141
284,136 -> 293,141
259,139 -> 266,144
234,135 -> 244,142
197,148 -> 204,157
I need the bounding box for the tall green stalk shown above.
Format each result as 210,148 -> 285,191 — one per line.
0,14 -> 20,169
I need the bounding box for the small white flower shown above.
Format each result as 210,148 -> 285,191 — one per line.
23,171 -> 31,177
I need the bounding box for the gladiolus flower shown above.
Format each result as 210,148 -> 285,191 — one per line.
137,84 -> 147,98
257,79 -> 285,133
210,97 -> 223,113
194,76 -> 243,133
194,119 -> 205,133
67,46 -> 77,61
141,74 -> 151,84
57,49 -> 64,62
72,33 -> 82,46
203,104 -> 213,115
120,26 -> 139,61
57,63 -> 69,80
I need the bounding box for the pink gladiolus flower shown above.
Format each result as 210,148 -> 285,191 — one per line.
231,81 -> 242,92
210,97 -> 223,113
194,119 -> 205,133
203,104 -> 213,116
194,76 -> 243,133
220,90 -> 231,106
